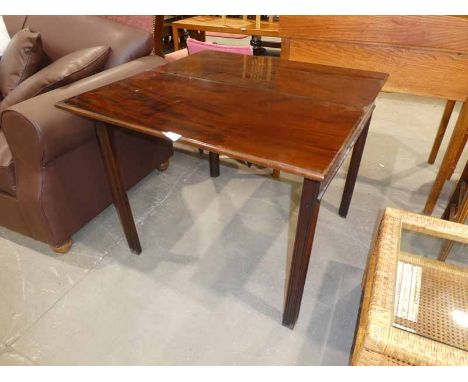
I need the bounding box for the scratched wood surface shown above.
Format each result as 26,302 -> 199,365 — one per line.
57,51 -> 386,181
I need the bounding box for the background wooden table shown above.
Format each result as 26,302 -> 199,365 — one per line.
171,16 -> 280,52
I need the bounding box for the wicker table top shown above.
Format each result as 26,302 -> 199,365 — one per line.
394,252 -> 467,351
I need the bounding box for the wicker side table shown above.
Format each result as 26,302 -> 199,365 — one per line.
351,208 -> 468,365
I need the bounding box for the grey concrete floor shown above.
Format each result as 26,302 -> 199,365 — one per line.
0,93 -> 467,365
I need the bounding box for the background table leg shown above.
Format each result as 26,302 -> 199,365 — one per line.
282,179 -> 321,329
424,101 -> 468,214
96,123 -> 142,254
172,25 -> 180,51
339,114 -> 372,218
428,100 -> 456,164
209,152 -> 220,177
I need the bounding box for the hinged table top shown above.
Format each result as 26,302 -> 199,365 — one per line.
57,51 -> 387,181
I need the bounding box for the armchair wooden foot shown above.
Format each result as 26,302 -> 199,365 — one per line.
157,160 -> 170,172
50,239 -> 73,254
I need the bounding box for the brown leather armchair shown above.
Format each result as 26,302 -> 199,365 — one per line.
0,16 -> 173,252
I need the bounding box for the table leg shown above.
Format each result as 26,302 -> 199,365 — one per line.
96,123 -> 142,254
428,100 -> 456,164
283,179 -> 321,329
209,152 -> 220,177
172,25 -> 180,51
438,198 -> 468,261
339,114 -> 372,218
447,133 -> 468,181
424,101 -> 468,214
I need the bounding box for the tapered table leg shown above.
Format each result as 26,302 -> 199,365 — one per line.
209,152 -> 220,177
96,123 -> 142,254
339,114 -> 372,218
428,100 -> 456,164
283,179 -> 321,329
425,101 -> 468,214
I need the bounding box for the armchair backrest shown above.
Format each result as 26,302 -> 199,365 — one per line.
3,15 -> 153,70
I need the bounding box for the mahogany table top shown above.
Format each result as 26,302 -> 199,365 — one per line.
57,51 -> 387,181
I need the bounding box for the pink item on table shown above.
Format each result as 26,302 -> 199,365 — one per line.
186,37 -> 253,56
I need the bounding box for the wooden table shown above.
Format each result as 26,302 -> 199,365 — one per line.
171,16 -> 280,52
56,51 -> 387,328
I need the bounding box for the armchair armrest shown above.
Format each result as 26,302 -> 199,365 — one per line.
1,55 -> 167,167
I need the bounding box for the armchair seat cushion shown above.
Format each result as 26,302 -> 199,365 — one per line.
0,130 -> 15,196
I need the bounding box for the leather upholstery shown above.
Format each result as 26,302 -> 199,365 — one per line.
2,16 -> 27,37
3,55 -> 168,166
4,16 -> 153,70
0,16 -> 172,248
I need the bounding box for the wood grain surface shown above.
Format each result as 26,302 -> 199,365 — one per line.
280,16 -> 468,101
57,51 -> 386,181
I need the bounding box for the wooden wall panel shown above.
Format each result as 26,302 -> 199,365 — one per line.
279,16 -> 468,100
287,40 -> 468,100
280,16 -> 468,53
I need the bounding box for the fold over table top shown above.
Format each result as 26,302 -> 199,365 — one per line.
57,51 -> 387,181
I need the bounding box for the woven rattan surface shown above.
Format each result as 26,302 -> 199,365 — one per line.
395,253 -> 467,351
351,208 -> 468,366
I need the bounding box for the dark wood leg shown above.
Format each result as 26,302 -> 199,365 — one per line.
198,148 -> 204,156
339,115 -> 371,218
96,123 -> 142,254
209,152 -> 220,177
250,36 -> 266,56
428,100 -> 456,164
283,179 -> 321,329
152,16 -> 165,57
